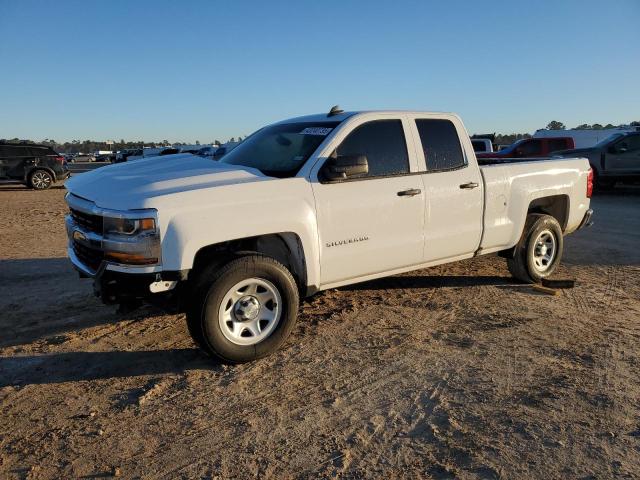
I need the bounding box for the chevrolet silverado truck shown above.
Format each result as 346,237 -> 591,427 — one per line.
64,109 -> 594,363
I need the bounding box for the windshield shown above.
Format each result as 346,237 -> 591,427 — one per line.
220,122 -> 340,177
594,133 -> 623,148
496,138 -> 526,155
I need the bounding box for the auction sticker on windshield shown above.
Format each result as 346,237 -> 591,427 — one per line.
299,127 -> 333,136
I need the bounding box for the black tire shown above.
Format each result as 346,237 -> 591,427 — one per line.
186,255 -> 299,363
507,214 -> 564,283
28,169 -> 54,190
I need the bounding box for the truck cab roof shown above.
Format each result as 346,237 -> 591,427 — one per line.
274,110 -> 456,125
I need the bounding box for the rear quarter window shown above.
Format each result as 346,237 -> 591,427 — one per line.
0,145 -> 30,157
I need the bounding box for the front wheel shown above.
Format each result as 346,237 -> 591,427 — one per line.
28,169 -> 54,190
507,214 -> 564,283
186,255 -> 300,363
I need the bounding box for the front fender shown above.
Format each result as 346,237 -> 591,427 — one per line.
156,177 -> 321,289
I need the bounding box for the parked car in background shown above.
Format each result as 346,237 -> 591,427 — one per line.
471,138 -> 493,153
477,137 -> 575,160
195,145 -> 218,158
534,126 -> 640,148
0,142 -> 70,189
74,153 -> 96,162
95,153 -> 116,162
115,149 -> 141,163
212,142 -> 240,160
64,109 -> 593,363
552,131 -> 640,188
127,147 -> 168,161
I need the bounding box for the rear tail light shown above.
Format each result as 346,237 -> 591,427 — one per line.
54,155 -> 65,163
586,168 -> 593,198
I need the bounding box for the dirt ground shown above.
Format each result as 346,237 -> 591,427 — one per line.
0,182 -> 639,479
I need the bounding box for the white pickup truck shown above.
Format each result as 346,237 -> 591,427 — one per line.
65,109 -> 594,363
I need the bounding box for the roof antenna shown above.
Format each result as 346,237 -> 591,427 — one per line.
327,105 -> 344,117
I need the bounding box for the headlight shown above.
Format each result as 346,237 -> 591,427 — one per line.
104,216 -> 156,235
102,210 -> 160,265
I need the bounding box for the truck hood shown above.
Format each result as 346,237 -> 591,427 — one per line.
65,154 -> 270,210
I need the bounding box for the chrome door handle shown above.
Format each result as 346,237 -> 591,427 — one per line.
397,188 -> 422,197
459,182 -> 479,189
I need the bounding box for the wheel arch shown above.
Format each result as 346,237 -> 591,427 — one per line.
527,194 -> 570,232
190,232 -> 309,294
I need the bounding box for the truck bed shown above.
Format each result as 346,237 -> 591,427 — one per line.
478,156 -> 591,254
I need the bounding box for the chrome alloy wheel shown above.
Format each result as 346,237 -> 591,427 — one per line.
31,171 -> 52,189
218,277 -> 282,346
532,229 -> 556,272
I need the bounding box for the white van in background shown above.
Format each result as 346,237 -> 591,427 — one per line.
534,127 -> 639,148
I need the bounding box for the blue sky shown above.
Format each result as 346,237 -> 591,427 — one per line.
1,0 -> 639,142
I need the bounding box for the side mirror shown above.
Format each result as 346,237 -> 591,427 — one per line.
320,154 -> 369,181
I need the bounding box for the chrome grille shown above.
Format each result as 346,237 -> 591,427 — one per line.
70,208 -> 103,234
72,241 -> 104,271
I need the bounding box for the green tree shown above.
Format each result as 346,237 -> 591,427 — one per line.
591,123 -> 603,130
575,124 -> 591,130
546,120 -> 566,130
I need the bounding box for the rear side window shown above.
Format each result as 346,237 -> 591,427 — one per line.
1,145 -> 30,157
547,139 -> 568,153
519,140 -> 542,156
336,120 -> 409,177
471,140 -> 484,152
618,134 -> 640,152
415,119 -> 466,171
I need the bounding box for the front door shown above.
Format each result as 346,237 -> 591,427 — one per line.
606,134 -> 640,174
311,119 -> 425,286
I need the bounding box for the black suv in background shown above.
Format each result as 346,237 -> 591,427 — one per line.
0,142 -> 70,190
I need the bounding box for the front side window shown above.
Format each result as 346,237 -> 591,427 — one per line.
415,119 -> 465,171
335,120 -> 409,178
616,134 -> 640,152
221,122 -> 339,178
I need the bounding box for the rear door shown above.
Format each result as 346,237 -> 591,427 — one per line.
310,116 -> 425,285
410,116 -> 483,262
2,145 -> 30,179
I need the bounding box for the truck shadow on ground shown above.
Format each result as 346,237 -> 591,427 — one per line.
340,274 -> 516,292
0,348 -> 216,387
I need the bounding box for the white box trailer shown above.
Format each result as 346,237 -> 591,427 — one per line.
533,127 -> 638,148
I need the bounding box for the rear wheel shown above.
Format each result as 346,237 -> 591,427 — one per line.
28,169 -> 53,190
186,255 -> 299,363
507,214 -> 564,283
